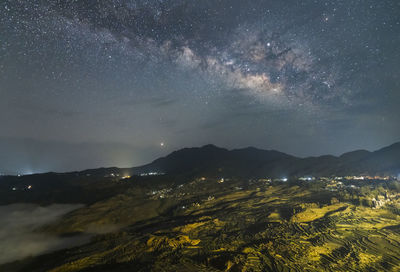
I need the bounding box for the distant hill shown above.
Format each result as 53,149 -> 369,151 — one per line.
123,142 -> 400,178
133,144 -> 296,178
5,142 -> 400,181
1,142 -> 400,205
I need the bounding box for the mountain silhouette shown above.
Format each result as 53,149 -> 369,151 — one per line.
122,142 -> 400,178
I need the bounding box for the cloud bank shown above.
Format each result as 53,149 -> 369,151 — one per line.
0,203 -> 87,265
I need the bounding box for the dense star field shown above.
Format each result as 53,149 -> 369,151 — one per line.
1,0 -> 399,174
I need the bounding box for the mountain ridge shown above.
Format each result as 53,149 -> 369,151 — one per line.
77,142 -> 400,178
6,142 -> 399,178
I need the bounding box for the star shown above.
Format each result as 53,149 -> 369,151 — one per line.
0,0 -> 398,173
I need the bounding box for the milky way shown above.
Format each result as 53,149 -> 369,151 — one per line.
1,0 -> 399,174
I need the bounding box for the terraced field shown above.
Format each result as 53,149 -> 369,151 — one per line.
4,179 -> 400,271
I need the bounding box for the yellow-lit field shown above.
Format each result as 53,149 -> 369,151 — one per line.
6,179 -> 400,272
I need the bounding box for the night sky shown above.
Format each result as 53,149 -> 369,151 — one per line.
1,0 -> 399,174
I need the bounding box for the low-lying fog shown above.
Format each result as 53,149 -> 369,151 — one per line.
0,203 -> 88,265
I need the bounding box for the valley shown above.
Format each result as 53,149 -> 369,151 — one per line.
3,175 -> 400,271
